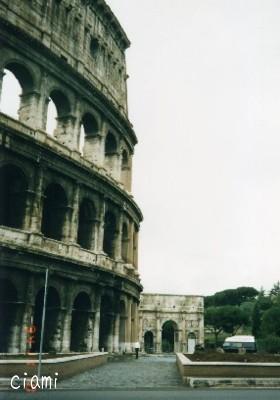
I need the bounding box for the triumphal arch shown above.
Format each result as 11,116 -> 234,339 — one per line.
139,294 -> 204,353
0,0 -> 142,354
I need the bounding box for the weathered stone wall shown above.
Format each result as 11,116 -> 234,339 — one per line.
139,294 -> 204,353
0,0 -> 142,355
0,0 -> 129,115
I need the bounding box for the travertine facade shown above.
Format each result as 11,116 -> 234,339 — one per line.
0,0 -> 142,354
139,294 -> 204,353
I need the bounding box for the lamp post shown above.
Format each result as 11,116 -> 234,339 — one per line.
37,267 -> 49,379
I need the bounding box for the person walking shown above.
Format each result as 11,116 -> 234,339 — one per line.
135,341 -> 140,359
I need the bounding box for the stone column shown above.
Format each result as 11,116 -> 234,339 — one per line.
54,115 -> 78,150
126,222 -> 134,265
83,133 -> 103,165
19,275 -> 35,353
114,212 -> 123,261
113,313 -> 120,352
125,297 -> 132,352
93,294 -> 101,351
61,310 -> 72,352
28,166 -> 44,233
18,91 -> 41,127
65,184 -> 80,243
156,316 -> 161,353
96,199 -> 105,253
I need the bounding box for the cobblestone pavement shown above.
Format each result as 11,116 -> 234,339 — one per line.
61,354 -> 183,389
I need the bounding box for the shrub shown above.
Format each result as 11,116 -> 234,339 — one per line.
257,335 -> 280,353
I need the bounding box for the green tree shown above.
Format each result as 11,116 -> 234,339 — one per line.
205,287 -> 258,308
205,305 -> 249,346
252,290 -> 273,338
261,306 -> 280,337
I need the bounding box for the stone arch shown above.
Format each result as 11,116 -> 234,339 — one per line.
77,198 -> 96,250
0,61 -> 35,121
99,295 -> 114,352
121,148 -> 131,189
161,320 -> 178,353
41,183 -> 68,241
121,222 -> 129,262
0,164 -> 28,229
70,292 -> 92,352
32,286 -> 61,352
103,210 -> 117,258
80,112 -> 99,154
0,279 -> 19,352
45,88 -> 71,137
119,300 -> 126,351
144,331 -> 154,353
104,131 -> 119,175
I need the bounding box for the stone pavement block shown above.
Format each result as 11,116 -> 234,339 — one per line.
61,355 -> 183,389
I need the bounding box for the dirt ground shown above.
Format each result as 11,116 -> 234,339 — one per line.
187,351 -> 280,363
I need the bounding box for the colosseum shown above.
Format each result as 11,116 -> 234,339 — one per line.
0,0 -> 143,354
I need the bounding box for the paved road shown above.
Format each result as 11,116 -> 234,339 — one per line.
62,354 -> 182,389
1,389 -> 280,400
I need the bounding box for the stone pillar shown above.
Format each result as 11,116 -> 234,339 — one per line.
128,222 -> 134,264
18,91 -> 41,127
65,184 -> 80,243
139,313 -> 143,350
113,313 -> 120,352
125,297 -> 132,352
61,310 -> 72,352
156,317 -> 161,353
8,305 -> 23,353
28,166 -> 44,232
114,212 -> 123,261
96,199 -> 105,253
92,217 -> 100,252
93,294 -> 101,352
86,312 -> 95,352
83,133 -> 103,165
54,115 -> 78,150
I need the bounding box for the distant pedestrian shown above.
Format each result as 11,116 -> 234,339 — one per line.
135,342 -> 140,359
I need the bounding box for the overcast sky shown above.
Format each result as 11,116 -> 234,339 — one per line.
106,0 -> 280,296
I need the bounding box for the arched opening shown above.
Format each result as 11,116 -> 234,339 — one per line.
70,292 -> 91,352
0,165 -> 27,229
103,211 -> 117,258
144,331 -> 154,354
121,223 -> 129,262
77,199 -> 96,250
99,296 -> 114,352
0,63 -> 33,121
46,98 -> 57,136
80,113 -> 99,154
0,279 -> 19,352
122,149 -> 129,168
162,320 -> 177,353
105,132 -> 117,155
121,149 -> 130,189
119,300 -> 126,352
32,287 -> 60,352
46,90 -> 70,137
41,183 -> 67,241
0,70 -> 21,118
104,132 -> 118,174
